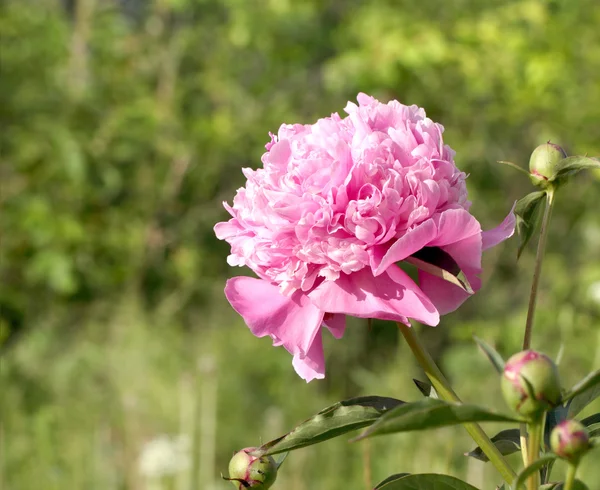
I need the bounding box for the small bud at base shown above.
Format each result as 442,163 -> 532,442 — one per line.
528,142 -> 567,181
227,447 -> 277,489
501,350 -> 561,417
550,420 -> 591,463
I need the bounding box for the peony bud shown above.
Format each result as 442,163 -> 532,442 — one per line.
227,447 -> 277,489
529,142 -> 567,182
550,420 -> 591,463
501,350 -> 561,417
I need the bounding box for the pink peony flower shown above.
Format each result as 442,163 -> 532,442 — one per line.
215,93 -> 515,382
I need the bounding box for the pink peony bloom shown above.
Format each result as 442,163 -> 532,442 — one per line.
215,93 -> 515,382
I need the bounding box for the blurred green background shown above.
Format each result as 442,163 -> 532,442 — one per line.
1,1 -> 599,489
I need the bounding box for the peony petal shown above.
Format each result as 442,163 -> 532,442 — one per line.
428,208 -> 481,247
482,205 -> 516,251
309,267 -> 439,326
224,277 -> 324,358
418,232 -> 482,315
372,219 -> 437,276
323,313 -> 346,339
292,331 -> 325,382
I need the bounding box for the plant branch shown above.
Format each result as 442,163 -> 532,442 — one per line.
523,190 -> 555,350
526,417 -> 543,490
398,322 -> 516,484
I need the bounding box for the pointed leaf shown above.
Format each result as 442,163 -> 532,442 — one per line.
354,398 -> 522,440
374,473 -> 479,490
374,473 -> 411,489
498,160 -> 532,177
273,452 -> 288,469
513,454 -> 557,490
565,369 -> 600,417
257,396 -> 404,456
473,336 -> 505,373
466,428 -> 521,461
551,156 -> 600,182
580,413 -> 600,428
413,379 -> 439,399
405,247 -> 473,294
515,191 -> 547,258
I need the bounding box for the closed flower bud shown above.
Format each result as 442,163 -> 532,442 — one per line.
529,142 -> 567,182
501,350 -> 561,417
550,420 -> 591,463
227,447 -> 277,489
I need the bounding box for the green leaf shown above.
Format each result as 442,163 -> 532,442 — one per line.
404,247 -> 474,294
413,379 -> 439,399
273,452 -> 288,469
374,473 -> 411,489
512,454 -> 557,490
551,155 -> 600,182
354,398 -> 522,440
564,369 -> 600,417
466,428 -> 521,461
373,473 -> 480,490
580,413 -> 600,428
257,396 -> 404,456
515,191 -> 547,258
498,160 -> 531,177
473,336 -> 505,373
542,481 -> 590,490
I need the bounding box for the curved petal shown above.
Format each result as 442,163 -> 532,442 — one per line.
309,266 -> 439,326
323,313 -> 346,339
224,276 -> 324,360
372,219 -> 437,276
428,208 -> 482,247
482,205 -> 516,251
292,331 -> 325,382
418,232 -> 482,315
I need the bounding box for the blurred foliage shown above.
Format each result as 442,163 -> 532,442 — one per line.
1,0 -> 599,489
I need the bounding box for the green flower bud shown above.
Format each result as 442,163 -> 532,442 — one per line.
227,447 -> 277,489
501,350 -> 561,417
550,420 -> 591,463
529,142 -> 567,182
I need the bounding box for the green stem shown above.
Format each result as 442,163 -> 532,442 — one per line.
398,322 -> 516,484
526,418 -> 543,490
523,190 -> 555,350
564,462 -> 578,490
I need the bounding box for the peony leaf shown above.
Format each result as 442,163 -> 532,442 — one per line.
405,247 -> 473,294
373,473 -> 480,490
413,379 -> 439,399
539,480 -> 589,490
550,155 -> 600,182
512,454 -> 557,490
515,191 -> 547,259
564,369 -> 600,417
465,428 -> 521,461
498,160 -> 532,177
353,398 -> 522,441
257,396 -> 404,456
473,336 -> 505,373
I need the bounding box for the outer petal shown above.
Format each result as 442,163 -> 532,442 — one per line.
309,266 -> 439,326
482,206 -> 516,251
323,313 -> 346,339
292,331 -> 325,382
371,219 -> 437,276
224,276 -> 325,367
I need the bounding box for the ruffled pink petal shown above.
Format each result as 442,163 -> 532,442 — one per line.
482,206 -> 516,251
224,276 -> 324,363
371,219 -> 437,276
309,266 -> 439,326
418,232 -> 482,315
323,313 -> 346,339
292,331 -> 325,382
428,209 -> 481,247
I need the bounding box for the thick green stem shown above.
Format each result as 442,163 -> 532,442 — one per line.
564,462 -> 578,490
523,190 -> 555,350
526,418 -> 543,490
398,322 -> 516,484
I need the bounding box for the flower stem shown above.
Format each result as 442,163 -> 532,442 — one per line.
564,462 -> 578,490
526,417 -> 543,490
523,189 -> 555,350
397,322 -> 516,484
